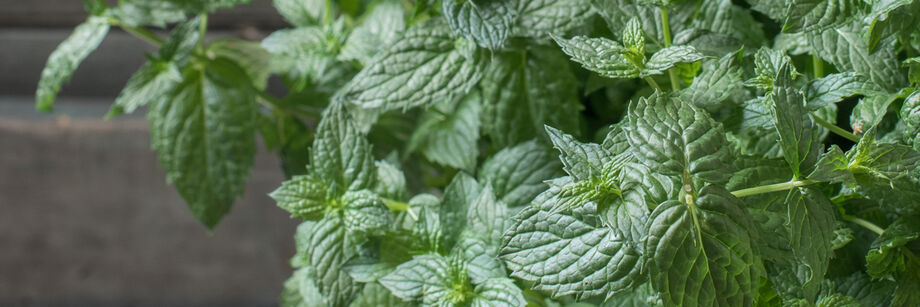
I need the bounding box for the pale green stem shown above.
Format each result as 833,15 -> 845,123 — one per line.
730,179 -> 819,198
842,215 -> 884,235
812,114 -> 860,142
660,6 -> 680,91
382,198 -> 418,221
198,14 -> 208,50
644,77 -> 663,92
117,23 -> 164,46
812,54 -> 825,78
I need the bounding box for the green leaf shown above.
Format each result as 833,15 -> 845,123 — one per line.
679,50 -> 746,111
271,174 -> 332,220
163,0 -> 251,12
626,93 -> 734,184
804,73 -> 884,111
641,46 -> 705,77
901,91 -> 920,149
36,16 -> 110,111
848,127 -> 920,183
462,185 -> 510,246
443,0 -> 516,50
866,215 -> 920,278
147,58 -> 258,229
339,1 -> 406,65
622,18 -> 645,56
109,0 -> 186,28
514,0 -> 592,37
108,17 -> 201,117
545,126 -> 613,181
310,102 -> 377,194
782,0 -> 862,32
440,173 -> 483,250
373,160 -> 408,201
553,36 -> 639,79
815,293 -> 861,307
645,185 -> 760,307
407,91 -> 482,171
850,92 -> 902,134
349,282 -> 411,307
379,254 -> 452,303
807,145 -> 852,183
784,188 -> 836,301
338,20 -> 486,124
501,185 -> 643,300
307,216 -> 363,306
769,63 -> 821,178
470,278 -> 526,307
480,46 -> 583,147
477,140 -> 562,207
262,25 -> 341,84
807,24 -> 907,91
208,39 -> 272,91
746,47 -> 797,90
273,0 -> 325,26
342,190 -> 391,234
281,267 -> 326,307
835,272 -> 896,307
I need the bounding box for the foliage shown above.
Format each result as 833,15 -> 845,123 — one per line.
38,0 -> 920,306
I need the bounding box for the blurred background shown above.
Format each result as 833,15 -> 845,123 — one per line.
0,1 -> 301,306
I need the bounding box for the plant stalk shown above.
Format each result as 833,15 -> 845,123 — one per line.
198,14 -> 208,50
644,77 -> 663,92
120,25 -> 164,47
730,179 -> 819,198
812,54 -> 824,78
660,6 -> 680,91
382,198 -> 417,221
842,215 -> 885,235
812,114 -> 860,142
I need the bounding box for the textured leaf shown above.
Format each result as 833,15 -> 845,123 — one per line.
641,46 -> 705,77
804,73 -> 884,110
835,272 -> 897,307
310,102 -> 376,194
866,215 -> 920,278
443,0 -> 516,50
271,175 -> 332,220
262,25 -> 341,83
339,1 -> 406,65
272,0 -> 325,27
108,17 -> 201,117
281,267 -> 326,307
463,185 -> 510,246
373,160 -> 408,201
514,0 -> 592,37
480,46 -> 583,147
807,24 -> 906,91
815,293 -> 861,307
645,185 -> 760,307
850,92 -> 902,135
407,91 -> 481,171
553,36 -> 639,79
679,50 -> 746,111
769,64 -> 821,178
441,173 -> 483,250
147,58 -> 257,229
348,282 -> 411,307
379,254 -> 451,302
807,146 -> 852,183
501,186 -> 643,300
109,0 -> 186,28
339,20 -> 486,123
478,140 -> 562,207
470,278 -> 526,307
36,16 -> 109,111
626,93 -> 734,184
784,188 -> 836,301
545,126 -> 613,181
342,190 -> 391,234
308,216 -> 363,307
782,0 -> 862,32
848,127 -> 920,183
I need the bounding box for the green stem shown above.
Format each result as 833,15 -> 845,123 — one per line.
660,6 -> 680,91
842,215 -> 885,235
198,14 -> 208,50
644,77 -> 663,92
323,0 -> 334,26
730,179 -> 819,198
812,114 -> 860,142
812,54 -> 825,78
382,198 -> 417,221
120,25 -> 164,47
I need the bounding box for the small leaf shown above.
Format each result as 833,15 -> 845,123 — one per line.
641,46 -> 705,77
342,190 -> 391,234
807,145 -> 852,183
782,0 -> 862,32
804,73 -> 884,111
769,63 -> 821,178
545,126 -> 613,181
271,175 -> 332,220
272,0 -> 325,26
36,16 -> 110,111
440,173 -> 483,250
470,278 -> 526,307
553,36 -> 639,79
339,1 -> 406,65
379,254 -> 451,301
307,216 -> 363,306
443,0 -> 516,49
784,188 -> 837,301
310,102 -> 377,194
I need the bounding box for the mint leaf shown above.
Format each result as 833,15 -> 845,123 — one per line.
338,20 -> 486,123
480,46 -> 583,147
262,24 -> 342,85
147,58 -> 258,229
804,73 -> 884,111
339,1 -> 406,65
470,278 -> 526,307
645,185 -> 760,307
784,188 -> 836,301
273,0 -> 325,27
271,174 -> 332,220
36,16 -> 110,111
626,93 -> 734,184
808,24 -> 907,91
379,254 -> 449,302
679,50 -> 746,111
310,102 -> 376,193
281,267 -> 326,307
348,282 -> 411,307
866,215 -> 920,278
514,0 -> 592,37
545,126 -> 613,181
769,63 -> 822,178
109,1 -> 186,28
342,190 -> 391,234
440,173 -> 483,250
443,0 -> 516,50
641,46 -> 706,77
407,91 -> 481,171
373,160 -> 408,201
462,185 -> 510,246
807,145 -> 852,183
308,217 -> 363,306
782,0 -> 862,32
477,140 -> 562,207
553,36 -> 639,79
501,184 -> 643,300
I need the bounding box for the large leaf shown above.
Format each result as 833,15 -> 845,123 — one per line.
626,93 -> 734,184
784,188 -> 837,301
35,16 -> 110,111
272,0 -> 325,27
553,36 -> 639,79
339,1 -> 406,65
645,185 -> 760,307
310,102 -> 377,194
501,184 -> 643,300
271,174 -> 332,220
514,0 -> 592,37
147,58 -> 258,229
477,140 -> 562,207
407,91 -> 482,171
480,46 -> 583,147
440,173 -> 484,250
308,216 -> 363,306
769,63 -> 821,178
443,0 -> 516,49
808,24 -> 907,91
782,0 -> 862,32
338,20 -> 486,126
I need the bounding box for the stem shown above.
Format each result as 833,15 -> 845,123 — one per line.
812,54 -> 824,78
323,0 -> 334,25
730,179 -> 819,198
198,14 -> 208,50
382,198 -> 417,221
644,77 -> 663,92
812,114 -> 860,142
121,25 -> 164,47
842,215 -> 885,235
660,6 -> 680,91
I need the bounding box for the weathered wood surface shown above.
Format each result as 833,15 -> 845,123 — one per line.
0,99 -> 299,306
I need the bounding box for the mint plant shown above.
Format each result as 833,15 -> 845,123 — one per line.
38,0 -> 920,306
